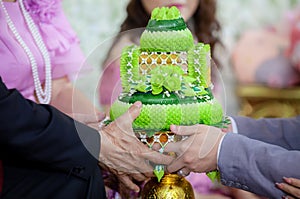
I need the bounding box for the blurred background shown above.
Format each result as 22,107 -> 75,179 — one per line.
62,0 -> 300,117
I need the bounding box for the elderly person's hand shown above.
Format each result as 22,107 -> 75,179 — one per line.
276,177 -> 300,199
99,101 -> 174,192
164,124 -> 225,176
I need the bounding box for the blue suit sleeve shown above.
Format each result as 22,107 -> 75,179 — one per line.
0,77 -> 100,180
232,116 -> 300,150
219,133 -> 300,199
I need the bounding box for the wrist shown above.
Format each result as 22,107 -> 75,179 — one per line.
206,129 -> 225,172
216,133 -> 226,170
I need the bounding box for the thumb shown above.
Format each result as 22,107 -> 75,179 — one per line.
118,101 -> 142,123
96,112 -> 106,121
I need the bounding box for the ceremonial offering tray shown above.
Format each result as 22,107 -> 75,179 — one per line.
109,6 -> 226,198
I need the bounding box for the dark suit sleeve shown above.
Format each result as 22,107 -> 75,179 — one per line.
0,77 -> 100,180
232,116 -> 300,150
219,133 -> 300,199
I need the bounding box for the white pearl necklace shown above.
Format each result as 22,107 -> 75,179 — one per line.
0,0 -> 52,104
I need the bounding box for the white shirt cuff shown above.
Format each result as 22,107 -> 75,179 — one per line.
217,134 -> 226,170
228,116 -> 238,134
216,117 -> 238,169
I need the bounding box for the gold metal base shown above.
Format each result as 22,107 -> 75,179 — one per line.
141,174 -> 195,199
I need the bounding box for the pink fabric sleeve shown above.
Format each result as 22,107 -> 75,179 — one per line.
25,0 -> 85,80
98,60 -> 122,106
186,173 -> 213,194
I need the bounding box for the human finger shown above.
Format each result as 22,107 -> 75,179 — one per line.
170,124 -> 202,136
163,141 -> 181,153
133,155 -> 157,174
130,173 -> 148,182
142,150 -> 174,165
177,168 -> 190,177
276,183 -> 300,198
143,170 -> 155,178
117,101 -> 142,124
96,112 -> 106,121
284,177 -> 300,188
118,175 -> 140,193
166,156 -> 185,174
282,195 -> 296,199
164,134 -> 195,155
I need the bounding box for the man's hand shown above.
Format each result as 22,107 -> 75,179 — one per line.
99,101 -> 174,192
164,124 -> 225,176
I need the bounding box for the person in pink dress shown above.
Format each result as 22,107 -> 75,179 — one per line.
0,0 -> 104,194
0,0 -> 101,114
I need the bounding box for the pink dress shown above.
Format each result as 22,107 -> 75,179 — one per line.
0,0 -> 84,101
99,60 -> 122,106
0,0 -> 85,193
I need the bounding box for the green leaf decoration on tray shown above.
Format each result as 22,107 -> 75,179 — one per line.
150,65 -> 183,94
120,45 -> 140,93
154,165 -> 165,182
151,6 -> 180,21
150,70 -> 164,94
206,170 -> 220,183
164,76 -> 181,92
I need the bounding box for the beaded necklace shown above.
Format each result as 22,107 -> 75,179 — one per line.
0,0 -> 52,104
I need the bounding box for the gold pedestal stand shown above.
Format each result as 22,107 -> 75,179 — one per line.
141,174 -> 195,199
136,131 -> 195,199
